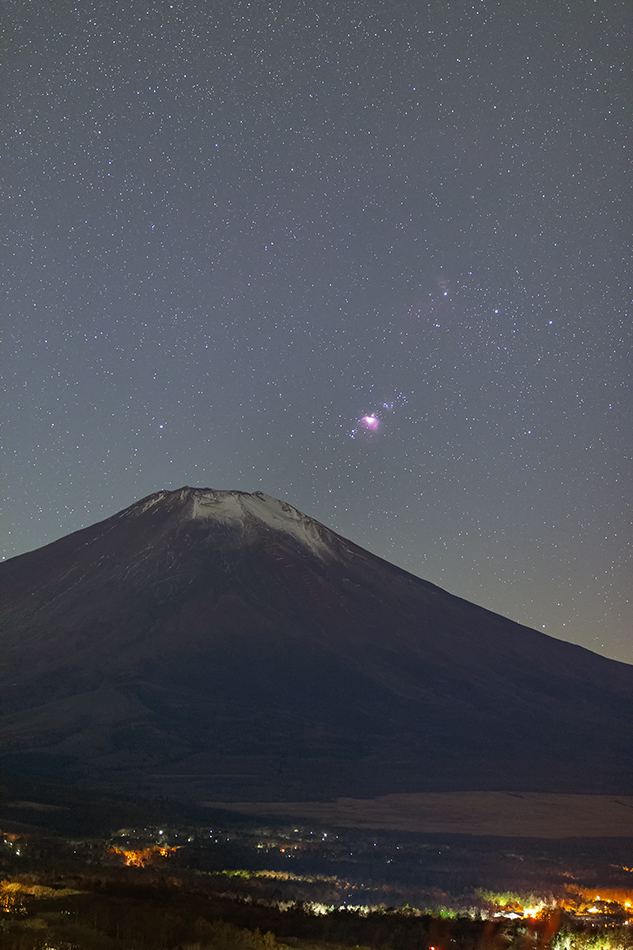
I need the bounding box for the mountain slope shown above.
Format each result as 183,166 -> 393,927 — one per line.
1,487 -> 631,799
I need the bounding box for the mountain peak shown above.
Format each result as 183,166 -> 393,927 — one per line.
2,486 -> 633,799
129,486 -> 333,557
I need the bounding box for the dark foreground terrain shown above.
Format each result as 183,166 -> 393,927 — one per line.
2,489 -> 632,946
1,782 -> 632,949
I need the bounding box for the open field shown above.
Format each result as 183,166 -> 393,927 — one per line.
206,791 -> 633,837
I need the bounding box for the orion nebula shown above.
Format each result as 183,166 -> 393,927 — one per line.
362,414 -> 380,432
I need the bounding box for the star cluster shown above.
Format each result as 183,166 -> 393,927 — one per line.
4,1 -> 630,661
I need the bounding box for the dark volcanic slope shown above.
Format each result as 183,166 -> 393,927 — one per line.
1,487 -> 632,798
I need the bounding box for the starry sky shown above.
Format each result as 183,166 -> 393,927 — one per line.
4,1 -> 631,663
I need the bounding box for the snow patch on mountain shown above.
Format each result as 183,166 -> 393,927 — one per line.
186,489 -> 331,557
136,491 -> 170,514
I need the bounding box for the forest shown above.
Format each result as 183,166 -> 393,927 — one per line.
0,781 -> 632,950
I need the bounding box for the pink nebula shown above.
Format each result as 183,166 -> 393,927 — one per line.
361,415 -> 380,431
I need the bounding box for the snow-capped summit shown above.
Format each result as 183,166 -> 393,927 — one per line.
130,486 -> 334,558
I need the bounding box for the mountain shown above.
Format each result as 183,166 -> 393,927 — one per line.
0,487 -> 631,800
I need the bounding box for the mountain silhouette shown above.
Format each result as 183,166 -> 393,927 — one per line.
1,487 -> 631,800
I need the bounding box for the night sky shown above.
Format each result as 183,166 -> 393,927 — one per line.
4,1 -> 631,663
